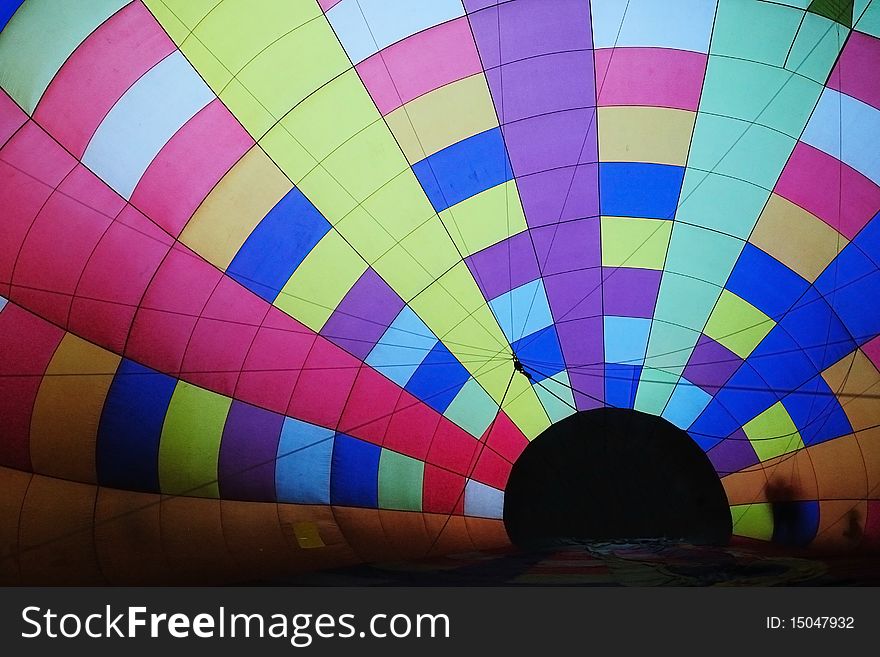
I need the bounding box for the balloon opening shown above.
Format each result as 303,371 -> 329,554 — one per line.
503,408 -> 732,548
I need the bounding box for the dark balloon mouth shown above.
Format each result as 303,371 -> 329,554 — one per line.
503,408 -> 732,547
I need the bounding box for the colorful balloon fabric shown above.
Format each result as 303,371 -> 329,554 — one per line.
0,0 -> 879,584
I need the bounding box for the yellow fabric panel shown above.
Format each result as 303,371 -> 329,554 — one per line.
29,334 -> 120,484
821,348 -> 880,432
275,230 -> 368,331
386,73 -> 499,163
179,146 -> 291,268
441,180 -> 528,257
750,193 -> 845,281
598,106 -> 696,166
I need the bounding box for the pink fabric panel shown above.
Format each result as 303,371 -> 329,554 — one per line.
828,31 -> 880,110
427,420 -> 479,476
861,335 -> 880,371
130,99 -> 253,237
775,142 -> 880,240
12,176 -> 114,327
0,90 -> 27,146
0,304 -> 64,470
125,244 -> 222,374
235,307 -> 316,414
471,447 -> 512,489
595,47 -> 706,111
287,338 -> 359,428
180,277 -> 267,396
338,367 -> 403,445
70,204 -> 173,352
483,410 -> 528,463
0,122 -> 76,297
318,0 -> 342,11
383,393 -> 441,460
33,2 -> 175,158
356,17 -> 483,115
423,464 -> 466,515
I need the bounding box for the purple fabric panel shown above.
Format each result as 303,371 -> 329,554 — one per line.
484,50 -> 596,123
556,316 -> 604,409
219,400 -> 284,501
465,0 -> 592,65
531,218 -> 600,275
683,334 -> 744,394
465,230 -> 541,300
502,110 -> 599,176
543,268 -> 602,322
516,165 -> 600,227
320,268 -> 404,360
602,267 -> 661,319
706,429 -> 760,474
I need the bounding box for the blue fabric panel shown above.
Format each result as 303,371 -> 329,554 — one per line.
599,162 -> 685,219
275,418 -> 334,504
748,327 -> 820,393
605,364 -> 641,409
782,376 -> 853,447
779,287 -> 856,371
727,243 -> 809,319
330,434 -> 380,508
404,342 -> 471,412
228,187 -> 330,302
512,325 -> 565,383
712,362 -> 779,425
413,127 -> 512,212
97,359 -> 176,492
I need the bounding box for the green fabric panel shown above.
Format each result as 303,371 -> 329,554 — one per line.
808,0 -> 855,26
731,503 -> 774,540
686,114 -> 796,190
600,216 -> 672,269
743,402 -> 805,461
710,0 -> 803,65
159,382 -> 232,498
699,57 -> 821,138
533,372 -> 577,424
788,13 -> 851,82
378,450 -> 424,512
704,290 -> 775,359
0,0 -> 128,114
664,223 -> 745,287
676,171 -> 770,238
652,273 -> 722,333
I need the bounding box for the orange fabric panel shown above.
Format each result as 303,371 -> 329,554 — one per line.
814,500 -> 867,551
0,466 -> 31,585
331,506 -> 391,563
722,465 -> 770,506
29,333 -> 119,483
424,514 -> 474,556
159,495 -> 237,584
94,488 -> 169,585
18,474 -> 103,585
808,435 -> 869,500
220,500 -> 295,581
378,509 -> 433,559
822,349 -> 880,432
464,517 -> 511,550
